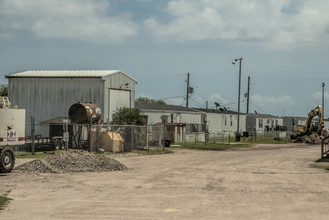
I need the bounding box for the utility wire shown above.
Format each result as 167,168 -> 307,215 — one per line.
189,78 -> 207,101
189,97 -> 204,108
250,101 -> 271,115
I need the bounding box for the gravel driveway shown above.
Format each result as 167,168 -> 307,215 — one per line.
1,144 -> 328,219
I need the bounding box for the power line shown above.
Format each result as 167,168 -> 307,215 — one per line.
189,97 -> 204,108
189,78 -> 207,101
255,78 -> 329,81
250,101 -> 271,115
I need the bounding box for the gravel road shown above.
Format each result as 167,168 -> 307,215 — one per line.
1,144 -> 329,219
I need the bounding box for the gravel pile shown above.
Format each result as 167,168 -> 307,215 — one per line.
14,150 -> 127,174
290,134 -> 327,145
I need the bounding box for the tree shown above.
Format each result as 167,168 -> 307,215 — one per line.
0,85 -> 8,96
111,107 -> 145,125
136,97 -> 166,105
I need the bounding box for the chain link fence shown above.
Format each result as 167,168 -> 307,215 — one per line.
9,119 -> 295,155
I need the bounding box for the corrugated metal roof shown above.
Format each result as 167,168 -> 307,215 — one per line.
6,70 -> 137,82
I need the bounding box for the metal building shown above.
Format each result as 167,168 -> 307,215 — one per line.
6,70 -> 137,133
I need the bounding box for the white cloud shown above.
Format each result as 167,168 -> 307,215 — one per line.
209,93 -> 227,104
312,91 -> 329,101
144,0 -> 329,46
251,94 -> 294,106
0,0 -> 139,44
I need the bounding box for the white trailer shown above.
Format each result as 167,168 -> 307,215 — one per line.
0,97 -> 26,173
0,108 -> 26,146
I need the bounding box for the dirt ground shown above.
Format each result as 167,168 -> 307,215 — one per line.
1,144 -> 329,219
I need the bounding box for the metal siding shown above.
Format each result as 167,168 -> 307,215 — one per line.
103,72 -> 136,122
206,113 -> 223,132
139,110 -> 201,125
108,89 -> 131,122
206,113 -> 246,134
9,78 -> 104,134
180,113 -> 201,124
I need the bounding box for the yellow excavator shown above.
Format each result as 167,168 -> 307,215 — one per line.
291,105 -> 323,139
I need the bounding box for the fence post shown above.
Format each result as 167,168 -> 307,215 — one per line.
130,126 -> 133,151
111,128 -> 114,153
147,125 -> 149,153
205,131 -> 208,145
65,120 -> 69,151
89,118 -> 92,152
321,139 -> 324,159
163,124 -> 165,151
31,116 -> 35,155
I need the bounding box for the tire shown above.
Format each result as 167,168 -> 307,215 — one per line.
0,147 -> 15,173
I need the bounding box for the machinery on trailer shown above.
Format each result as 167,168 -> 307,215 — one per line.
0,96 -> 25,173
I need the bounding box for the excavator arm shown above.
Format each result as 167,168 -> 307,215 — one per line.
302,105 -> 323,135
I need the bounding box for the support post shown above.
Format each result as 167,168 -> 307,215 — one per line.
236,58 -> 242,141
31,116 -> 35,155
89,118 -> 92,152
65,120 -> 69,151
161,115 -> 166,151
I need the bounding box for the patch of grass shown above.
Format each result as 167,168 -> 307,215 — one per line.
15,151 -> 56,158
0,191 -> 12,211
15,149 -> 80,158
172,142 -> 252,151
102,147 -> 173,155
315,158 -> 329,163
312,158 -> 329,170
16,148 -> 173,158
131,148 -> 173,155
239,136 -> 291,144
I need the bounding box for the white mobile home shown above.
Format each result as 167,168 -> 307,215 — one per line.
246,113 -> 284,134
197,109 -> 246,135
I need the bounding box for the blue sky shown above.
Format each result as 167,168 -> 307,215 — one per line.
1,0 -> 329,117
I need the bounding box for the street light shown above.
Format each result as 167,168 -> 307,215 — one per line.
232,57 -> 243,141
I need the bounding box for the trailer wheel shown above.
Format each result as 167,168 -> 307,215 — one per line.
0,147 -> 15,173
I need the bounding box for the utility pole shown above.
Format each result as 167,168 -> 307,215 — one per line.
246,76 -> 250,114
186,72 -> 190,108
237,59 -> 242,140
322,82 -> 325,119
232,57 -> 243,141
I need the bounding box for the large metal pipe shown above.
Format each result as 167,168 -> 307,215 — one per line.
68,103 -> 102,124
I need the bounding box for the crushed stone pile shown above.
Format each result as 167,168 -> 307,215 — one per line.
14,150 -> 127,174
289,134 -> 326,145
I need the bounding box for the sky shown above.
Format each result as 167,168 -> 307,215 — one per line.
1,0 -> 329,117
